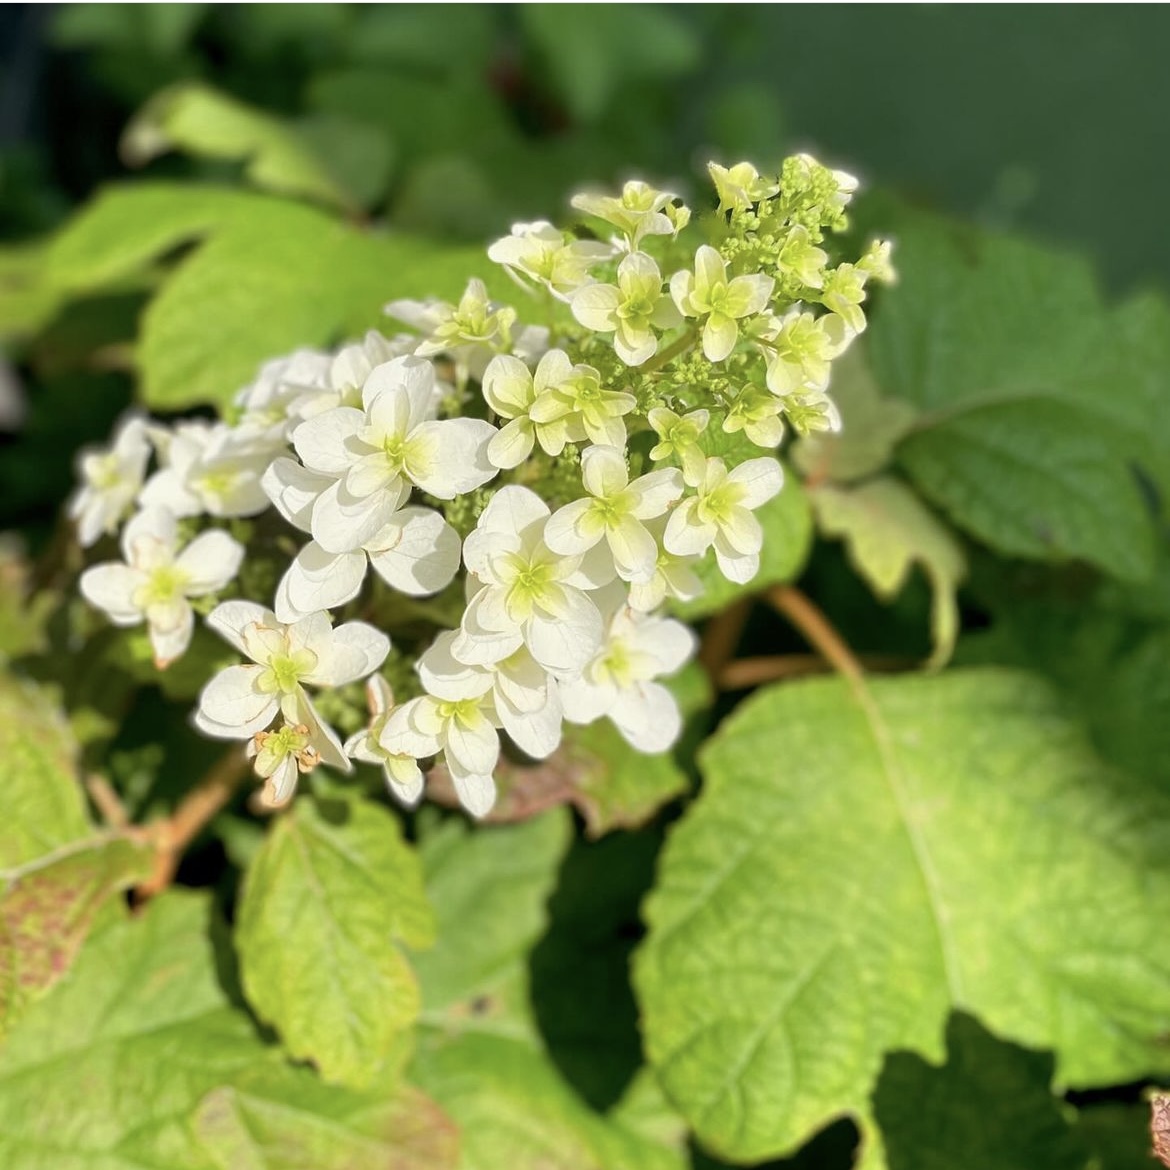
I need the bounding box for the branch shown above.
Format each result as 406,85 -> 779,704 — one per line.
766,585 -> 864,685
718,652 -> 914,691
135,745 -> 250,902
698,598 -> 751,682
639,327 -> 697,375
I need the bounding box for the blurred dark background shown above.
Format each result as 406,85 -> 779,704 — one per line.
2,4 -> 1167,290
0,3 -> 1166,543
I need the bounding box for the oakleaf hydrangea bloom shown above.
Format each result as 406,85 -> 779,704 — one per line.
344,675 -> 425,808
670,246 -> 775,362
69,414 -> 151,547
487,221 -> 614,299
196,602 -> 389,791
71,151 -> 890,820
664,457 -> 785,584
544,445 -> 683,583
80,507 -> 243,668
569,252 -> 681,366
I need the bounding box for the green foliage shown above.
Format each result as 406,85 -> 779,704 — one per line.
121,82 -> 392,214
867,212 -> 1159,582
39,184 -> 508,409
874,1014 -> 1088,1170
635,670 -> 1170,1161
236,793 -> 434,1088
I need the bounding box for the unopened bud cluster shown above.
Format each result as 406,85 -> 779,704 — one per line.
72,156 -> 891,817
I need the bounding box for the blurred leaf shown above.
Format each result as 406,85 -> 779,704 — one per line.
874,1014 -> 1087,1170
413,810 -> 571,1038
192,1068 -> 458,1170
0,242 -> 64,341
521,5 -> 700,124
413,1032 -> 686,1170
44,183 -> 511,409
122,82 -> 389,213
0,543 -> 53,663
0,890 -> 452,1170
53,3 -> 207,56
349,6 -> 499,73
1075,1102 -> 1156,1170
0,674 -> 90,867
0,834 -> 152,1039
635,669 -> 1170,1161
810,477 -> 966,668
236,794 -> 434,1089
673,477 -> 813,621
869,211 -> 1157,581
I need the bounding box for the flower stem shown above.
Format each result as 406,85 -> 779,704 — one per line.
766,585 -> 864,685
640,327 -> 697,375
134,745 -> 249,902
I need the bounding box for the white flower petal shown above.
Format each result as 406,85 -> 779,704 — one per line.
558,673 -> 617,724
121,508 -> 177,564
288,688 -> 351,773
418,632 -> 494,701
607,516 -> 659,583
702,313 -> 739,362
306,620 -> 390,687
198,664 -> 279,735
728,457 -> 784,508
628,467 -> 684,519
482,354 -> 534,418
205,600 -> 274,657
367,507 -> 461,596
261,458 -> 332,534
570,283 -> 621,333
409,418 -> 497,499
476,485 -> 550,539
80,564 -> 143,624
526,595 -> 601,673
486,417 -> 534,470
580,444 -> 628,498
444,709 -> 499,777
277,543 -> 367,623
311,479 -> 404,554
714,542 -> 759,585
445,759 -> 497,819
382,697 -> 442,758
663,500 -> 717,557
544,498 -> 602,556
610,682 -> 681,753
175,530 -> 244,595
384,755 -> 424,806
148,604 -> 194,669
292,407 -> 365,476
498,685 -> 562,760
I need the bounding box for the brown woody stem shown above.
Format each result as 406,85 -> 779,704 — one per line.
135,745 -> 250,902
766,585 -> 864,685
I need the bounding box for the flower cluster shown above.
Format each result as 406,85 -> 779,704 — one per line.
73,155 -> 891,817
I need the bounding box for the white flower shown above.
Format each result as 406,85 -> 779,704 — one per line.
670,245 -> 775,363
79,508 -> 243,668
482,349 -> 630,467
759,309 -> 851,397
291,356 -> 495,553
455,485 -> 609,673
419,631 -> 563,761
195,602 -> 389,773
560,587 -> 695,753
139,421 -> 274,519
626,516 -> 703,613
569,252 -> 681,366
571,180 -> 681,249
723,386 -> 785,449
68,415 -> 151,547
233,348 -> 332,444
343,675 -> 424,807
820,264 -> 870,334
647,406 -> 710,485
385,279 -> 516,378
544,445 -> 683,584
247,707 -> 341,808
707,161 -> 779,213
526,350 -> 636,452
274,506 -> 461,624
487,221 -> 613,299
664,457 -> 784,584
381,686 -> 500,819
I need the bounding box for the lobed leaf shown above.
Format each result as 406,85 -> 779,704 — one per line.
635,669 -> 1170,1160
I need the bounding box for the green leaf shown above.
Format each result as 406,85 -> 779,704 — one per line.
413,810 -> 571,1037
874,1014 -> 1087,1170
121,83 -> 388,214
1074,1103 -> 1155,1170
673,477 -> 813,621
236,794 -> 434,1088
635,669 -> 1170,1161
412,1032 -> 686,1170
0,242 -> 64,340
44,183 -> 512,410
520,5 -> 700,123
0,675 -> 91,867
868,211 -> 1156,581
191,1067 -> 458,1170
0,835 -> 153,1039
0,890 -> 455,1170
810,476 -> 966,668
0,893 -> 268,1170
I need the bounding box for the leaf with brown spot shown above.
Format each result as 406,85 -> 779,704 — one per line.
0,834 -> 153,1038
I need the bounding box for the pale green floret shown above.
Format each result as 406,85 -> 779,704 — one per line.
253,723 -> 313,777
257,648 -> 319,695
820,264 -> 869,334
86,452 -> 123,491
437,697 -> 490,729
762,311 -> 850,397
649,407 -> 709,482
776,225 -> 829,290
723,387 -> 785,449
132,563 -> 191,611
